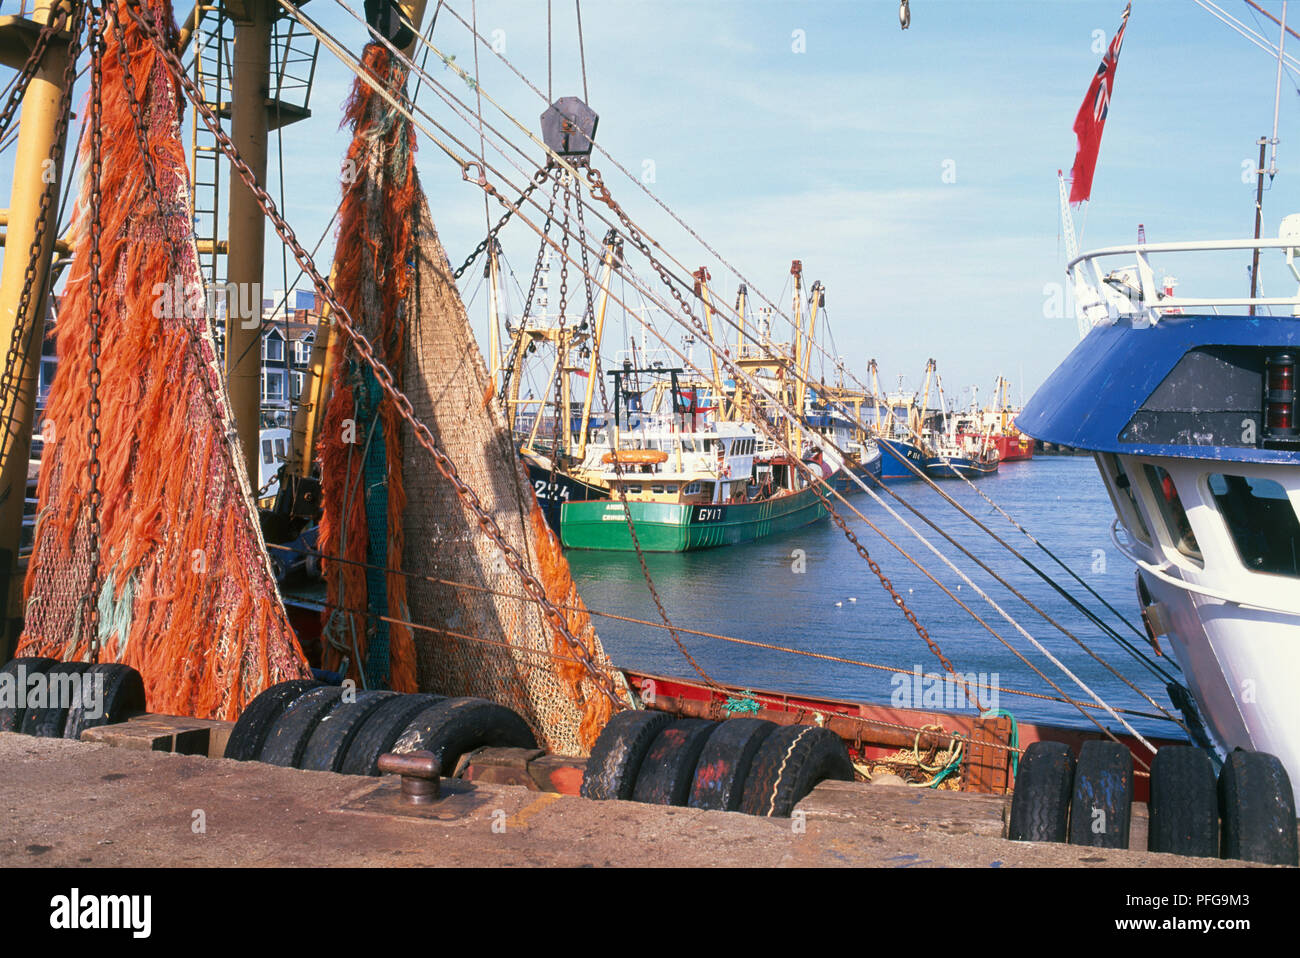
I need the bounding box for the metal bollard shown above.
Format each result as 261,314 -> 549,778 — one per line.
377,750 -> 441,805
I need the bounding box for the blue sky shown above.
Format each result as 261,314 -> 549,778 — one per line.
8,0 -> 1300,406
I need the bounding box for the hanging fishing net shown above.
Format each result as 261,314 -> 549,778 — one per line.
318,44 -> 625,754
17,0 -> 311,719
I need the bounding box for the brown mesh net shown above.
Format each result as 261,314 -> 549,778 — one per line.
317,46 -> 624,756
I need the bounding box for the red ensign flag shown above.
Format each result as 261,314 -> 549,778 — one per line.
1070,3 -> 1131,205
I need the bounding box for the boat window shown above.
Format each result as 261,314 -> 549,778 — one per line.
1207,474 -> 1300,577
665,484 -> 678,494
625,484 -> 641,494
274,438 -> 286,460
1101,455 -> 1151,545
261,439 -> 273,464
1144,464 -> 1202,564
683,482 -> 701,495
651,485 -> 665,495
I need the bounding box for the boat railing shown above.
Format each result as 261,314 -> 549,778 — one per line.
1108,519 -> 1300,618
1069,235 -> 1300,329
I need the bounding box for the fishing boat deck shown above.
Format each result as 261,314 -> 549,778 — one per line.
0,731 -> 1262,869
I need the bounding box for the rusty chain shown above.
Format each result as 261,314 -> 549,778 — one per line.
592,330 -> 729,696
550,172 -> 570,476
582,225 -> 726,695
495,175 -> 560,407
452,162 -> 551,280
583,166 -> 973,695
84,4 -> 105,665
0,1 -> 86,454
122,0 -> 624,708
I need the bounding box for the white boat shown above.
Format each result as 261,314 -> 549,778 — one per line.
1020,226 -> 1300,803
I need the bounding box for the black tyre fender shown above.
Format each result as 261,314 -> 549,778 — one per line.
1148,745 -> 1219,858
259,686 -> 347,767
389,696 -> 537,776
63,663 -> 147,740
1008,741 -> 1076,843
739,724 -> 854,818
339,693 -> 445,776
1068,740 -> 1134,849
223,679 -> 323,761
581,710 -> 675,801
689,717 -> 778,812
0,657 -> 59,732
1218,750 -> 1299,866
298,690 -> 397,772
631,718 -> 717,806
20,662 -> 89,738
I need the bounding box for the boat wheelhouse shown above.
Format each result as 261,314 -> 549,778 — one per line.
559,367 -> 827,551
1019,230 -> 1300,802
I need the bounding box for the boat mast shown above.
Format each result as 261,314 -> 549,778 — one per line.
0,0 -> 77,660
693,267 -> 726,421
729,283 -> 747,420
486,239 -> 503,393
915,358 -> 936,444
577,230 -> 622,458
788,260 -> 803,452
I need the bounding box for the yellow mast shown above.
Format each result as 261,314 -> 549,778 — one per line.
0,0 -> 76,660
729,283 -> 747,420
223,0 -> 276,484
486,239 -> 502,394
868,359 -> 886,436
577,232 -> 621,459
915,358 -> 936,443
788,260 -> 803,452
795,273 -> 822,454
693,267 -> 726,421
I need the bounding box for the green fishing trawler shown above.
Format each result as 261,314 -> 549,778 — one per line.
558,367 -> 829,552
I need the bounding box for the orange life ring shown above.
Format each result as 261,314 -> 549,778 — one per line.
601,449 -> 669,465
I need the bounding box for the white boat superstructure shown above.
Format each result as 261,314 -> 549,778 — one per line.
1022,230 -> 1300,803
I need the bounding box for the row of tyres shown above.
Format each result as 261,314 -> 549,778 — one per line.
1008,740 -> 1299,866
224,680 -> 538,775
0,656 -> 146,739
580,710 -> 855,817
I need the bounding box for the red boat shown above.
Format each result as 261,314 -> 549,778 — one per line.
955,376 -> 1035,462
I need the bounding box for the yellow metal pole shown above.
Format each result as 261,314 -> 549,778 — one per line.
0,0 -> 73,660
486,241 -> 500,394
223,0 -> 273,485
788,262 -> 803,454
695,269 -> 725,421
577,241 -> 616,459
287,283 -> 334,475
526,353 -> 561,453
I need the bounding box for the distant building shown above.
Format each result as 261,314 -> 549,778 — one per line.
35,289 -> 325,433
259,289 -> 322,428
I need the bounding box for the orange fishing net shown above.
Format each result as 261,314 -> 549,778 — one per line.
17,0 -> 311,719
317,45 -> 624,753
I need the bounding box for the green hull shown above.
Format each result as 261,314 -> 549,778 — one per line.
559,486 -> 828,552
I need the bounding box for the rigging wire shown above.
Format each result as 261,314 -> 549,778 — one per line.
42,0 -> 1176,751
308,0 -> 1175,744
268,544 -> 1179,725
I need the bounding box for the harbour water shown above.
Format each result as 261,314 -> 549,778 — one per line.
568,455 -> 1182,741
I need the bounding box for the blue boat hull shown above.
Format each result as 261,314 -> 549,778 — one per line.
525,459 -> 608,530
922,455 -> 998,479
877,438 -> 926,480
829,452 -> 884,493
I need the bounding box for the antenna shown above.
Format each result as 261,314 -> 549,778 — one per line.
1270,1 -> 1289,176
